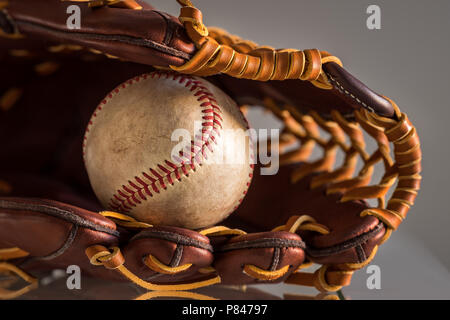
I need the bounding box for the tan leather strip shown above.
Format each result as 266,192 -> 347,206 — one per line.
243,264 -> 290,281
0,247 -> 29,260
144,254 -> 192,275
286,50 -> 305,79
271,50 -> 290,80
251,48 -> 275,81
300,49 -> 322,81
226,52 -> 248,77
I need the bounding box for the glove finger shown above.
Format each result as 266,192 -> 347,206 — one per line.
121,226 -> 214,284
0,197 -> 120,279
212,231 -> 305,285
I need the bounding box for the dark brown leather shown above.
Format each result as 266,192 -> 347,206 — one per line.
323,62 -> 395,118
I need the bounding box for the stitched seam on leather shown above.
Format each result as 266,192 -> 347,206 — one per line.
83,71 -> 223,213
355,244 -> 367,263
170,245 -> 183,267
15,19 -> 192,61
0,199 -> 119,236
269,247 -> 281,271
153,11 -> 174,45
326,72 -> 376,113
131,229 -> 213,251
306,222 -> 384,257
29,225 -> 79,263
218,238 -> 306,252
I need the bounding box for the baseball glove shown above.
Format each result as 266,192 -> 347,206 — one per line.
0,0 -> 422,299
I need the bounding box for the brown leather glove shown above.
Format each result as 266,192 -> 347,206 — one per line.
0,0 -> 422,299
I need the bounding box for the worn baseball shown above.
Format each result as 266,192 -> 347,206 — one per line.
83,71 -> 254,229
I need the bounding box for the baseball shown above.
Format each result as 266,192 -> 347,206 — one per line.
83,71 -> 254,229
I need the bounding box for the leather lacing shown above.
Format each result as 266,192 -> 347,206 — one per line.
251,96 -> 421,291
0,249 -> 38,299
0,0 -> 421,298
171,0 -> 342,90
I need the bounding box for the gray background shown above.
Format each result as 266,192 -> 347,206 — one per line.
147,0 -> 450,298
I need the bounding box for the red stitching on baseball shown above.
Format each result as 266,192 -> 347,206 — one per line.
83,71 -> 231,213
